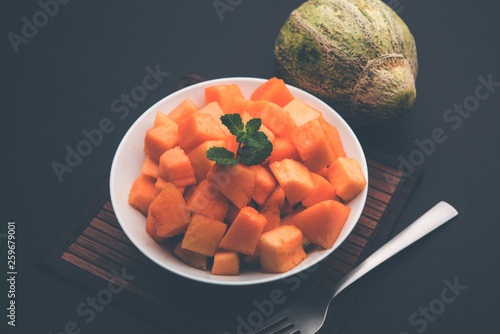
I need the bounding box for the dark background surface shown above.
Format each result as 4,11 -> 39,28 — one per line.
1,0 -> 499,333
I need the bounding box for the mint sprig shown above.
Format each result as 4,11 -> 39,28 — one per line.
207,114 -> 273,166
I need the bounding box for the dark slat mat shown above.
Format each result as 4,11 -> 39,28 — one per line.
38,75 -> 421,333
39,153 -> 420,334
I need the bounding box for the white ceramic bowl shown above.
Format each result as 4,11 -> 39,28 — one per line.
110,77 -> 368,286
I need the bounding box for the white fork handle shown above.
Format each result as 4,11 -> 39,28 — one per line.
330,201 -> 458,299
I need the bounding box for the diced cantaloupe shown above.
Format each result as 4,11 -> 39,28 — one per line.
281,199 -> 294,216
181,214 -> 227,257
317,166 -> 329,178
146,183 -> 191,242
319,119 -> 346,159
302,173 -> 337,207
205,84 -> 244,114
224,202 -> 240,225
243,249 -> 260,266
144,122 -> 179,161
240,111 -> 275,146
154,177 -> 185,195
167,98 -> 200,123
140,155 -> 159,180
183,184 -> 197,202
290,200 -> 350,249
281,205 -> 306,225
154,177 -> 168,194
260,204 -> 281,232
251,77 -> 295,108
187,140 -> 226,182
173,242 -> 208,270
283,99 -> 321,127
219,207 -> 267,255
263,186 -> 286,211
178,113 -> 226,152
154,111 -> 176,128
211,251 -> 240,276
158,146 -> 196,188
259,225 -> 307,273
248,165 -> 277,206
186,179 -> 229,221
207,164 -> 257,209
267,137 -> 300,164
197,102 -> 231,137
327,157 -> 367,202
292,119 -> 336,172
253,101 -> 296,139
269,159 -> 315,206
128,175 -> 157,216
233,98 -> 256,116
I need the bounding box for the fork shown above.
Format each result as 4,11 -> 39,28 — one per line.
250,201 -> 458,334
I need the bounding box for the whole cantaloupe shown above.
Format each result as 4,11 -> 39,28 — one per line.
275,0 -> 418,126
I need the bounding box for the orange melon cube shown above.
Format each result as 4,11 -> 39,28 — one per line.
292,119 -> 336,172
281,198 -> 294,216
317,166 -> 329,178
153,111 -> 176,128
144,123 -> 178,161
281,204 -> 306,225
267,137 -> 300,164
302,173 -> 337,207
269,159 -> 315,206
260,204 -> 281,232
181,214 -> 227,257
207,164 -> 257,209
233,97 -> 256,116
167,98 -> 200,123
211,251 -> 240,276
225,136 -> 238,155
327,157 -> 367,202
128,175 -> 157,216
197,102 -> 231,137
224,202 -> 240,225
187,179 -> 229,221
205,84 -> 244,114
283,99 -> 321,127
219,207 -> 267,255
146,183 -> 191,242
243,250 -> 260,266
251,77 -> 295,108
140,155 -> 159,180
178,113 -> 226,152
291,200 -> 350,249
319,119 -> 346,159
183,184 -> 197,202
254,101 -> 296,139
263,186 -> 286,211
158,147 -> 196,188
173,242 -> 207,270
248,165 -> 277,206
155,177 -> 185,195
259,225 -> 307,273
187,140 -> 226,182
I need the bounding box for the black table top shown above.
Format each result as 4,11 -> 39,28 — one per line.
2,1 -> 499,333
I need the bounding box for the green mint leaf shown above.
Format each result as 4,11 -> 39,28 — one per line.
237,138 -> 273,166
220,114 -> 244,136
236,130 -> 247,143
206,146 -> 240,166
245,118 -> 261,136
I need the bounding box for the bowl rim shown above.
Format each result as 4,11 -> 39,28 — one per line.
110,77 -> 368,286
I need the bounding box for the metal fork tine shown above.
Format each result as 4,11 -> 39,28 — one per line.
266,322 -> 295,334
252,316 -> 288,334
